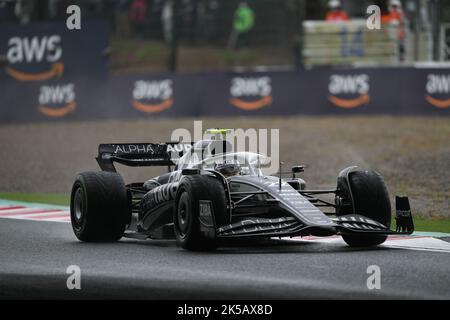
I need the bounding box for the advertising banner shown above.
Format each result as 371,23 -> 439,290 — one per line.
0,68 -> 449,124
0,20 -> 109,83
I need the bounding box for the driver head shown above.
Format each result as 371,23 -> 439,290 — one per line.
215,162 -> 241,177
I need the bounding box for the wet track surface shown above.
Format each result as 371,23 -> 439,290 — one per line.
1,219 -> 449,299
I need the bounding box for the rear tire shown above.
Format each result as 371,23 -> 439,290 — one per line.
174,175 -> 228,251
339,170 -> 391,247
70,171 -> 130,242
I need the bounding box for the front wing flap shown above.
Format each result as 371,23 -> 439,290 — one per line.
334,196 -> 414,235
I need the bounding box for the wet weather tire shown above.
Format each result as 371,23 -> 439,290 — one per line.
174,175 -> 228,251
70,171 -> 130,242
340,170 -> 391,247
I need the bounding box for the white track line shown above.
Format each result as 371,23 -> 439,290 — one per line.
0,207 -> 48,215
283,235 -> 450,253
383,237 -> 450,253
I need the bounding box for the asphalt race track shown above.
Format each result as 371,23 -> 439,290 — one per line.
1,217 -> 449,299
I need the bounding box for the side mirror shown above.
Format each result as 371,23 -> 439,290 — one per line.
291,165 -> 304,178
292,165 -> 305,173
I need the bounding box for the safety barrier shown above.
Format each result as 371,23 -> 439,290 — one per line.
0,67 -> 449,123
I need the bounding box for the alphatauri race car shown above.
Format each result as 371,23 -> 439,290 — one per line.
70,129 -> 414,250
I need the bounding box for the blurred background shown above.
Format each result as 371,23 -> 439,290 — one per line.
0,0 -> 448,223
1,0 -> 450,71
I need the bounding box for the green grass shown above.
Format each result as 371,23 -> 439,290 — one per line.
403,218 -> 450,234
223,50 -> 258,66
0,192 -> 69,206
0,193 -> 449,233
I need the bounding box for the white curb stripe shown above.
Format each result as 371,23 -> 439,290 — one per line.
0,203 -> 70,223
6,211 -> 70,220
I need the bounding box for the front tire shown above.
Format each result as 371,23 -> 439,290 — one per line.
174,175 -> 228,251
70,171 -> 130,242
338,170 -> 391,247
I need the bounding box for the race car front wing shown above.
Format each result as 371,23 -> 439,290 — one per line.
217,195 -> 414,239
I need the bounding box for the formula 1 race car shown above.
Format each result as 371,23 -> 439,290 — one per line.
70,129 -> 414,250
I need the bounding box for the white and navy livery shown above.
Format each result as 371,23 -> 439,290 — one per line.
70,133 -> 414,250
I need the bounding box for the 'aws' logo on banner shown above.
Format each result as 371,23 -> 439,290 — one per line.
328,74 -> 370,108
38,83 -> 76,117
6,35 -> 64,81
229,77 -> 272,110
132,80 -> 173,113
425,74 -> 450,109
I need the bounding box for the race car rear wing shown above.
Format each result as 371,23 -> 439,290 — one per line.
96,143 -> 189,172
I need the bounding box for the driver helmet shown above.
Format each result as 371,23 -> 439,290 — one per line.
215,162 -> 241,177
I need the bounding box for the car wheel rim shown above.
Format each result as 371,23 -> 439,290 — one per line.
73,187 -> 84,222
177,193 -> 189,237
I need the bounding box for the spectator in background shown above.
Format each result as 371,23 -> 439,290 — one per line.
228,1 -> 254,49
325,0 -> 349,22
129,0 -> 147,38
162,0 -> 174,44
382,0 -> 406,61
382,0 -> 405,24
197,0 -> 219,43
14,0 -> 34,24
